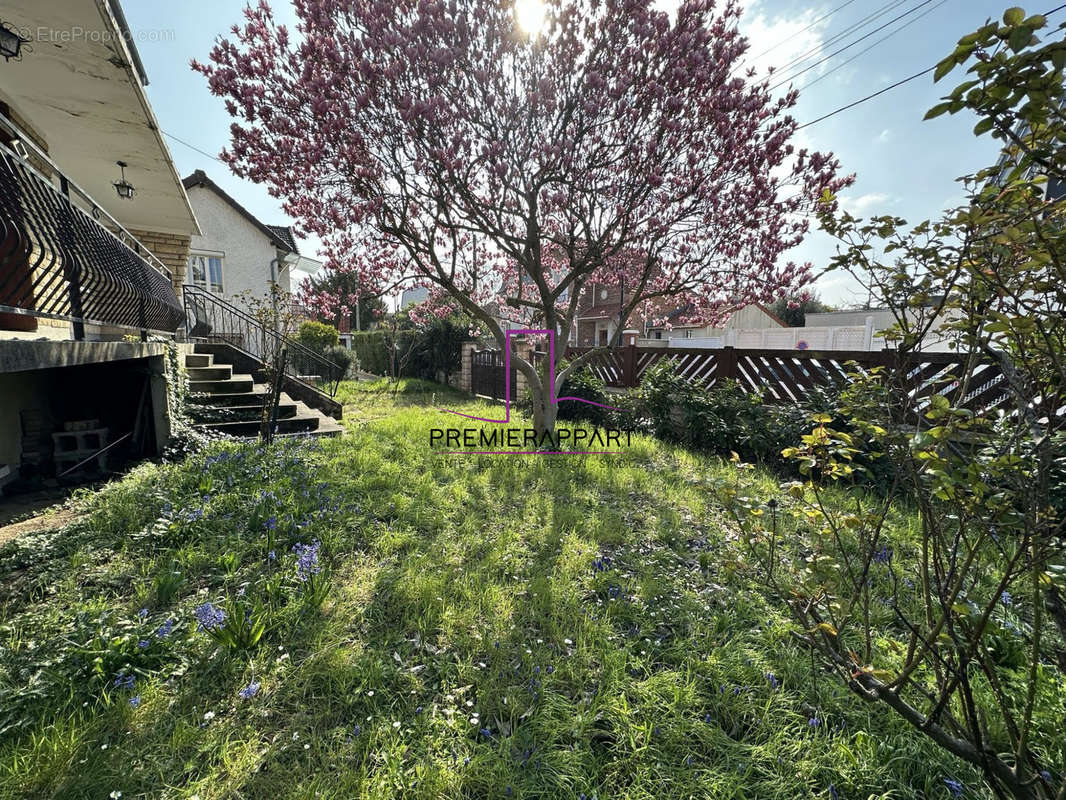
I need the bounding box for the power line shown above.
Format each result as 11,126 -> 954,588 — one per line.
772,0 -> 938,91
798,0 -> 949,94
161,129 -> 226,164
771,0 -> 912,77
797,3 -> 1066,130
743,0 -> 861,64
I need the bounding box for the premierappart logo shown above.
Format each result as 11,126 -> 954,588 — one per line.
434,329 -> 630,456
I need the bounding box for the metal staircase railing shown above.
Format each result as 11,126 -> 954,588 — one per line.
182,285 -> 343,398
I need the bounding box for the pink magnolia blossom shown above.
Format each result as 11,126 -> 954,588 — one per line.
195,0 -> 851,432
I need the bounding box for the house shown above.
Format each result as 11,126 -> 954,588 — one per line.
0,0 -> 341,493
182,169 -> 322,309
569,277 -> 786,348
644,304 -> 786,347
0,0 -> 202,488
400,287 -> 430,309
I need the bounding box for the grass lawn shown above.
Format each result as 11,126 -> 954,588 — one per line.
0,381 -> 991,799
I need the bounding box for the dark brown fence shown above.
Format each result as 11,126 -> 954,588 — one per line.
471,349 -> 517,402
566,345 -> 1012,418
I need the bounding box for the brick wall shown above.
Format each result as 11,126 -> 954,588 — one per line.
128,229 -> 191,296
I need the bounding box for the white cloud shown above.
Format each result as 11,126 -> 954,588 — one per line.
739,6 -> 828,82
875,128 -> 892,144
840,192 -> 896,214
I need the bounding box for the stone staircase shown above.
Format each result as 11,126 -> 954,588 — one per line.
184,349 -> 344,438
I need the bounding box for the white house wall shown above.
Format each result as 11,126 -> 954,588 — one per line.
186,186 -> 290,307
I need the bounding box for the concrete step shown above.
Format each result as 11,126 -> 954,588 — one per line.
186,365 -> 233,382
188,401 -> 299,424
194,411 -> 320,437
188,375 -> 255,395
187,387 -> 270,407
184,353 -> 214,368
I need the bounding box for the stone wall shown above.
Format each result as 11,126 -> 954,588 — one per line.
128,229 -> 191,297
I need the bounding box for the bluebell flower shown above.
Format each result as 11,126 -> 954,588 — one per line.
186,508 -> 204,523
351,725 -> 361,737
194,602 -> 225,632
136,607 -> 148,619
1000,591 -> 1012,607
480,728 -> 493,739
766,672 -> 780,690
944,778 -> 964,797
268,550 -> 276,562
704,713 -> 712,724
265,516 -> 277,531
156,618 -> 174,638
808,716 -> 821,728
138,640 -> 150,649
546,665 -> 554,674
238,681 -> 261,699
829,785 -> 839,800
113,671 -> 135,690
415,706 -> 423,715
872,546 -> 892,564
129,695 -> 141,708
1040,771 -> 1052,783
292,540 -> 322,582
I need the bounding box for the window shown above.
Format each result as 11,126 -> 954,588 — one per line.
684,329 -> 693,339
188,254 -> 224,293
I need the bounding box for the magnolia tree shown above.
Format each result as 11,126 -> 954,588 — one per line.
195,0 -> 849,435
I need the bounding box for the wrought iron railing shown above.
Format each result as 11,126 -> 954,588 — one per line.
0,117 -> 184,336
182,285 -> 343,397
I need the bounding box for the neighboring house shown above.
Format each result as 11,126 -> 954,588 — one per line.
0,0 -> 201,485
644,304 -> 785,347
182,169 -> 313,309
400,287 -> 430,309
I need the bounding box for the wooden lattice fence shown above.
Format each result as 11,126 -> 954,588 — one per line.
565,346 -> 1013,419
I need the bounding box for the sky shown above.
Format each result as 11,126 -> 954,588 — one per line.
121,0 -> 1026,307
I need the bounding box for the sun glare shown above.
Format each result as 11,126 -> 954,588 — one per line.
514,0 -> 546,35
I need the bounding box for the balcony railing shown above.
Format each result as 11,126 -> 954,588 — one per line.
0,116 -> 184,337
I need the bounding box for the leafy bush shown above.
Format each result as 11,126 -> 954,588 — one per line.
556,366 -> 610,427
350,331 -> 388,375
297,320 -> 340,352
323,344 -> 352,382
633,362 -> 807,466
404,313 -> 473,384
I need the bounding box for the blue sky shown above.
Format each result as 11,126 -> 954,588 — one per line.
123,0 -> 1024,306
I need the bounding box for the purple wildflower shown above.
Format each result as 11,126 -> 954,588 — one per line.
113,671 -> 135,690
808,716 -> 821,728
1000,590 -> 1012,607
944,778 -> 964,798
872,546 -> 893,564
136,607 -> 148,619
137,640 -> 150,649
129,695 -> 141,708
766,672 -> 780,690
194,602 -> 225,632
238,681 -> 261,700
292,540 -> 322,582
155,618 -> 174,638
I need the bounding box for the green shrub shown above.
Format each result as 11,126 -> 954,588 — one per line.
633,362 -> 811,467
297,320 -> 340,352
556,366 -> 610,427
323,344 -> 352,382
350,331 -> 388,375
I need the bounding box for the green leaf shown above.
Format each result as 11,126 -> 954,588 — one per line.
974,117 -> 995,136
924,102 -> 953,120
933,56 -> 956,83
1009,25 -> 1034,52
1003,7 -> 1025,25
